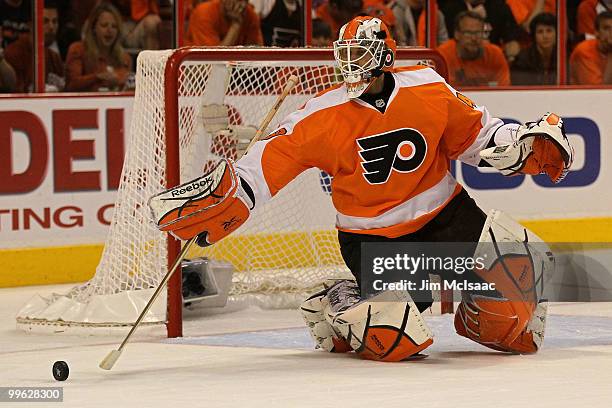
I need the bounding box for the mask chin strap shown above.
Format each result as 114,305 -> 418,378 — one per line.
370,30 -> 393,79
357,51 -> 389,96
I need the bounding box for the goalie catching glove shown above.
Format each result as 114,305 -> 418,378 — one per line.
148,159 -> 252,246
480,113 -> 574,183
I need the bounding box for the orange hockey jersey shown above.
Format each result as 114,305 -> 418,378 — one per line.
236,66 -> 507,238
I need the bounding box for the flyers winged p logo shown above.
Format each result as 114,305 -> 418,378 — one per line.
357,128 -> 427,184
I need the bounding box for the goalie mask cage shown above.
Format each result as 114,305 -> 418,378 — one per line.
16,48 -> 453,337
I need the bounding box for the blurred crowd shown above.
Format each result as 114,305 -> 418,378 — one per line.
0,0 -> 610,93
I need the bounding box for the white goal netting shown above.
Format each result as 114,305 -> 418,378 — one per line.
17,48 -> 446,332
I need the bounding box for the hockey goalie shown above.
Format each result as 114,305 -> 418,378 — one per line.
149,16 -> 573,361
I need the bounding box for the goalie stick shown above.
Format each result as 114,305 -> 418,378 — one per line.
99,74 -> 300,371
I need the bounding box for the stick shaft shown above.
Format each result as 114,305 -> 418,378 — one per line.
101,74 -> 300,368
246,75 -> 298,152
117,235 -> 197,352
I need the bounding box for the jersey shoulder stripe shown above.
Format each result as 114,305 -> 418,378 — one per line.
276,82 -> 349,135
314,81 -> 345,98
392,65 -> 429,73
393,66 -> 447,89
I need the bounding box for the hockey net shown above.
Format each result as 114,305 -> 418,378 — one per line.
17,48 -> 451,335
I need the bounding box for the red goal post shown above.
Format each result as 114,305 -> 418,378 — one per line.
163,48 -> 452,337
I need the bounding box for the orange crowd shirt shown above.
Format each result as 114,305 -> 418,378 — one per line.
315,4 -> 342,38
64,41 -> 132,91
577,0 -> 601,36
416,12 -> 428,46
131,0 -> 159,21
506,0 -> 556,25
318,1 -> 398,41
437,39 -> 510,87
185,0 -> 263,46
236,66 -> 506,238
570,38 -> 607,84
362,0 -> 396,29
4,35 -> 64,92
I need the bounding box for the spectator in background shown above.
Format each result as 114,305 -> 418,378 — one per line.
44,1 -> 60,54
506,0 -> 556,32
0,48 -> 17,92
577,0 -> 611,39
316,0 -> 363,38
439,0 -> 522,62
567,0 -> 582,33
4,0 -> 65,92
183,0 -> 203,22
109,0 -> 161,50
511,12 -> 557,85
43,0 -> 61,55
390,0 -> 448,46
361,0 -> 396,35
186,0 -> 263,46
251,0 -> 302,46
65,2 -> 131,91
312,18 -> 333,46
54,0 -> 85,60
571,11 -> 612,84
437,11 -> 510,87
0,0 -> 30,48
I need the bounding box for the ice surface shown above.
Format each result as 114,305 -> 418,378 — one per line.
2,284 -> 612,408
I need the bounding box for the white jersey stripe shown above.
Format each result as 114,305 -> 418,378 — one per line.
456,106 -> 504,166
235,139 -> 274,207
394,67 -> 446,88
279,84 -> 350,135
335,172 -> 458,231
236,85 -> 350,210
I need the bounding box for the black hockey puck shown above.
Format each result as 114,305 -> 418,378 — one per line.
52,361 -> 69,381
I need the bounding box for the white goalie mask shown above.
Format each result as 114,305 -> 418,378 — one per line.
333,16 -> 397,99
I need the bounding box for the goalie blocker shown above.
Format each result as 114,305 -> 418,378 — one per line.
148,160 -> 252,246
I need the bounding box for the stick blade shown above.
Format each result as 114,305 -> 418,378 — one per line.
99,349 -> 122,370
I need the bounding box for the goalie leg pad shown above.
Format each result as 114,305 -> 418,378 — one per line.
455,296 -> 548,354
325,285 -> 434,362
148,159 -> 250,244
300,283 -> 353,353
455,296 -> 515,352
454,210 -> 552,353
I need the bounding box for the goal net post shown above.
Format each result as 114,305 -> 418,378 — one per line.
16,47 -> 452,336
